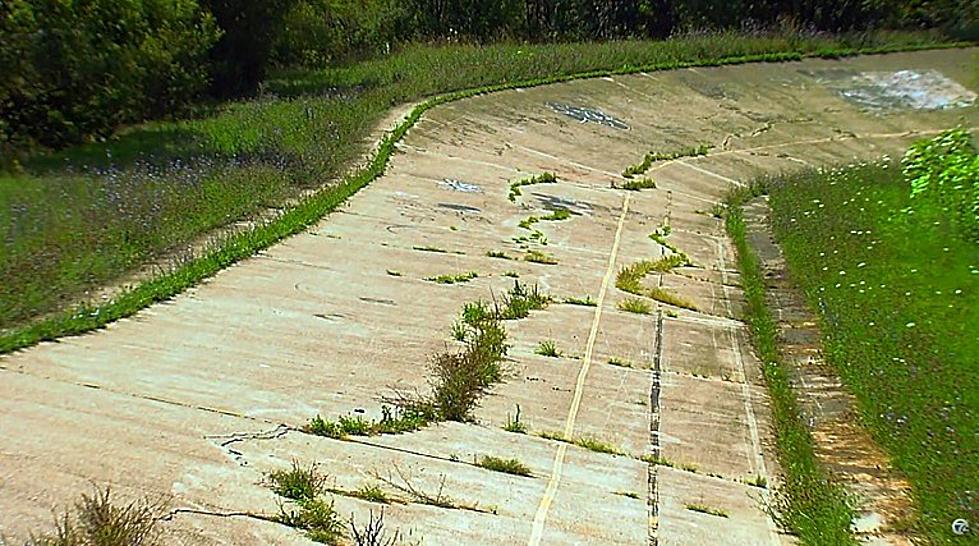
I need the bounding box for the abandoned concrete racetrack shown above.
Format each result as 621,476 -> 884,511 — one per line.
1,48 -> 977,545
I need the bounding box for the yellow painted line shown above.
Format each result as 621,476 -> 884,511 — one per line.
528,195 -> 631,546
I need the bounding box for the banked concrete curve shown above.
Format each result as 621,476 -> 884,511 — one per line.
1,48 -> 977,545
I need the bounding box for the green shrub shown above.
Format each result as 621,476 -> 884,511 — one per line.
902,128 -> 979,241
0,0 -> 219,148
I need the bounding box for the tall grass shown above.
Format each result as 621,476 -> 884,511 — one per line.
768,158 -> 979,544
0,30 -> 965,349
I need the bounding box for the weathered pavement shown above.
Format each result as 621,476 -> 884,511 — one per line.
2,49 -> 977,545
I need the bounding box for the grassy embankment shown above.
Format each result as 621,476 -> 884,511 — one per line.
0,30 -> 968,352
728,131 -> 979,544
767,159 -> 978,544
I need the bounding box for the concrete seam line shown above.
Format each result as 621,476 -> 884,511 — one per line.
528,194 -> 631,546
716,236 -> 781,546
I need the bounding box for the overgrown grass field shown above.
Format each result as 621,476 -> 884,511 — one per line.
0,30 -> 961,341
768,154 -> 978,542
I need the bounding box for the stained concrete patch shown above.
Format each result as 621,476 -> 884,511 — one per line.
813,69 -> 977,112
546,101 -> 630,130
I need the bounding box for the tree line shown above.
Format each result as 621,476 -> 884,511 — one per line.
2,0 -> 976,151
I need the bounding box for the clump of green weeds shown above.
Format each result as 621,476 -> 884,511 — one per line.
25,487 -> 168,546
351,484 -> 391,505
623,144 -> 712,178
607,357 -> 634,368
535,340 -> 561,357
388,306 -> 510,422
616,256 -> 689,293
305,406 -> 428,439
275,498 -> 345,545
540,432 -> 625,455
266,461 -> 329,502
524,250 -> 558,265
486,250 -> 511,259
502,270 -> 519,278
615,257 -> 696,310
426,271 -> 478,284
266,462 -> 344,545
616,491 -> 642,499
508,172 -> 557,201
542,208 -> 571,221
649,225 -> 689,260
497,280 -> 551,319
476,456 -> 533,477
685,503 -> 729,518
618,298 -> 652,315
746,475 -> 768,489
386,270 -> 403,277
618,177 -> 657,191
563,295 -> 596,306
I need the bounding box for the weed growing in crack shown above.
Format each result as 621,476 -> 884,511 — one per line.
542,208 -> 571,221
352,485 -> 391,505
616,491 -> 642,500
504,404 -> 527,434
746,475 -> 768,489
640,453 -> 672,467
618,298 -> 653,314
486,250 -> 511,260
266,461 -> 328,502
646,287 -> 697,310
305,406 -> 428,439
535,340 -> 561,358
685,503 -> 729,518
539,432 -> 625,455
498,280 -> 551,319
618,177 -> 657,191
524,250 -> 558,265
275,498 -> 345,545
508,172 -> 557,202
607,357 -> 634,368
386,270 -> 403,277
476,456 -> 533,477
426,271 -> 478,284
388,308 -> 509,422
502,270 -> 519,278
623,144 -> 712,178
573,436 -> 625,455
24,487 -> 167,546
563,295 -> 596,306
615,257 -> 696,311
266,462 -> 344,544
616,256 -> 689,293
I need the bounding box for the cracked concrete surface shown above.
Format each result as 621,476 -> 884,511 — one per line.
1,49 -> 977,545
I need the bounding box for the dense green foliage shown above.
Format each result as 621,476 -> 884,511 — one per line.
902,128 -> 979,241
725,185 -> 855,545
768,143 -> 979,543
2,0 -> 977,151
0,0 -> 219,149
